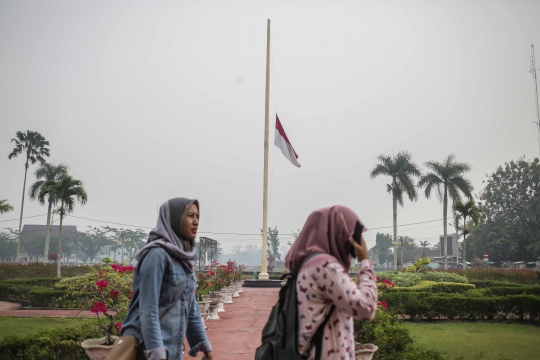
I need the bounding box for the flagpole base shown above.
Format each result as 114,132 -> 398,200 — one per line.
258,272 -> 269,280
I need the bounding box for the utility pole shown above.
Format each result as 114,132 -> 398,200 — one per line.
530,44 -> 540,156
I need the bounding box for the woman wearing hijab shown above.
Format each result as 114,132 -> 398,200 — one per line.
121,198 -> 213,360
284,205 -> 378,360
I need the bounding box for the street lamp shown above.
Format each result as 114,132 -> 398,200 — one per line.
112,237 -> 131,264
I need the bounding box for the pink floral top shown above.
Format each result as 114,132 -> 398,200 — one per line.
296,255 -> 378,360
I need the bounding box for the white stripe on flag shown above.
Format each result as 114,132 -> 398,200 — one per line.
274,115 -> 301,168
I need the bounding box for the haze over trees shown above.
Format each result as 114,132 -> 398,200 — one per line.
452,199 -> 481,266
468,157 -> 540,263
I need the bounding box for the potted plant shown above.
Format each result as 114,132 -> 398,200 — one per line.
65,258 -> 135,360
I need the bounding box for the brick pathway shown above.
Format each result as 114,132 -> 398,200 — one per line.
203,287 -> 279,359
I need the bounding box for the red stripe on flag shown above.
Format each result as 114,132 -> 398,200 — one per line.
275,115 -> 298,159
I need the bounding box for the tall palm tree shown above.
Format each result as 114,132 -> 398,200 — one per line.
419,240 -> 430,257
418,154 -> 473,269
370,151 -> 421,270
452,199 -> 481,268
44,175 -> 87,277
0,200 -> 14,214
8,130 -> 51,262
28,163 -> 69,261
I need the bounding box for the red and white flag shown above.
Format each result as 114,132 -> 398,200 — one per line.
274,114 -> 301,168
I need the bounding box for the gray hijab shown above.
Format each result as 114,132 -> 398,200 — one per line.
135,197 -> 198,273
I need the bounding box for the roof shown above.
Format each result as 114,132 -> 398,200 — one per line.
21,224 -> 78,237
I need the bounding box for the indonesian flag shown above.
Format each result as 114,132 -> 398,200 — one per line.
274,114 -> 301,168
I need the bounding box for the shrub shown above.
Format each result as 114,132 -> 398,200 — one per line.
440,268 -> 538,284
0,278 -> 61,287
0,323 -> 101,360
421,271 -> 468,284
354,307 -> 414,358
386,281 -> 474,294
468,280 -> 522,288
0,263 -> 98,281
379,272 -> 423,287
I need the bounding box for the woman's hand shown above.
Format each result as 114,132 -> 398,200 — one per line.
202,350 -> 213,360
348,235 -> 369,262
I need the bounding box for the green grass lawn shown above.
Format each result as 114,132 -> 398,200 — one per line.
405,322 -> 540,360
0,317 -> 94,339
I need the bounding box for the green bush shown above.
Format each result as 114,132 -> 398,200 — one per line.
0,323 -> 101,360
420,271 -> 468,284
387,281 -> 475,294
380,272 -> 423,287
469,280 -> 523,288
0,283 -> 74,308
437,268 -> 538,284
0,263 -> 98,281
380,292 -> 540,322
354,308 -> 414,358
0,278 -> 61,287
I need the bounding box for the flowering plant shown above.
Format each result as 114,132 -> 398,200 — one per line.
195,260 -> 246,300
63,259 -> 135,345
377,278 -> 395,290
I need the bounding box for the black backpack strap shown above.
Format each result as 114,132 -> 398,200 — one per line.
311,305 -> 335,360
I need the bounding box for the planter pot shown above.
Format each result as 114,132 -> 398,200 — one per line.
81,336 -> 118,360
207,303 -> 220,320
354,343 -> 378,360
201,294 -> 222,306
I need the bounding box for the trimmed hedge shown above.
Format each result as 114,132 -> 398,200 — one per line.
380,292 -> 540,322
469,285 -> 540,297
0,323 -> 101,360
0,263 -> 98,281
386,281 -> 475,294
440,268 -> 539,284
0,283 -> 73,308
468,280 -> 523,288
0,278 -> 61,288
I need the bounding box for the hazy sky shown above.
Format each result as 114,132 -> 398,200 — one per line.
1,0 -> 540,255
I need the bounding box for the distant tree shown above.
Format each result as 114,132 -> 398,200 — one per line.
418,154 -> 473,268
244,244 -> 261,254
419,240 -> 430,257
452,199 -> 481,266
371,233 -> 394,266
8,130 -> 51,262
0,200 -> 14,214
0,229 -> 17,261
468,157 -> 540,262
28,163 -> 69,262
20,233 -> 45,262
77,227 -> 109,263
231,244 -> 243,253
261,226 -> 281,260
371,151 -> 421,270
400,236 -> 423,264
43,175 -> 87,277
119,228 -> 148,263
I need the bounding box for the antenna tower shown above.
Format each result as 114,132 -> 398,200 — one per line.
530,44 -> 540,156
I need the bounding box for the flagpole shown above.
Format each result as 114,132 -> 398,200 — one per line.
259,19 -> 271,280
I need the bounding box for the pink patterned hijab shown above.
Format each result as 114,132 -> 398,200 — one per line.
284,205 -> 368,274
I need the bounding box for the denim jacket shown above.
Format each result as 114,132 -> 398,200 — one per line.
121,247 -> 211,360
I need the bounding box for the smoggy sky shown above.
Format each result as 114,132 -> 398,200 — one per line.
1,0 -> 540,255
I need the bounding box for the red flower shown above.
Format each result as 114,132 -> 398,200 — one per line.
91,301 -> 108,313
129,291 -> 133,300
109,290 -> 119,299
114,322 -> 122,333
96,279 -> 109,289
376,276 -> 380,281
377,300 -> 388,310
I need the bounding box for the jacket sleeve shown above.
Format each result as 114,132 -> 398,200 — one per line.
138,249 -> 169,360
186,289 -> 212,357
320,259 -> 378,321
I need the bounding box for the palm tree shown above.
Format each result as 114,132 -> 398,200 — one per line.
8,130 -> 51,262
0,200 -> 14,214
44,175 -> 87,277
419,240 -> 430,257
370,151 -> 421,270
418,154 -> 473,269
452,199 -> 481,269
28,163 -> 69,262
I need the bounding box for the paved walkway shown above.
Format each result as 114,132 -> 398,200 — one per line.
203,287 -> 279,359
0,287 -> 280,359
